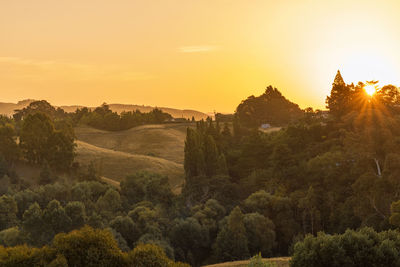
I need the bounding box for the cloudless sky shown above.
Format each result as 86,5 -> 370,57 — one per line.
1,0 -> 400,112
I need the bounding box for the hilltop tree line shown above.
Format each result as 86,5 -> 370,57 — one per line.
3,71 -> 400,266
14,100 -> 174,131
73,103 -> 173,131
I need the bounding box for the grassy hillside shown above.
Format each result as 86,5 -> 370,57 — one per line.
202,257 -> 291,267
75,123 -> 193,164
75,140 -> 184,192
74,123 -> 195,193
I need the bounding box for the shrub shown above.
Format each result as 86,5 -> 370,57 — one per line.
291,227 -> 400,267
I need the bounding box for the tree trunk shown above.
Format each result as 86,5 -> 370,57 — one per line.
374,158 -> 382,177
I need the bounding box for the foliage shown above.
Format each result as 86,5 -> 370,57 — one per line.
247,253 -> 276,267
127,243 -> 189,267
236,86 -> 303,128
77,103 -> 173,131
214,206 -> 249,261
291,227 -> 400,267
19,113 -> 75,170
52,226 -> 125,267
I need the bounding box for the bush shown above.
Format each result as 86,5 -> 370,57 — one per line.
291,227 -> 400,267
247,253 -> 276,267
52,225 -> 125,267
127,243 -> 190,267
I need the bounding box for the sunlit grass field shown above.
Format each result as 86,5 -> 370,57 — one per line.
74,123 -> 195,192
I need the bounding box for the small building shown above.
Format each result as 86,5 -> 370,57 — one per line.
261,123 -> 271,129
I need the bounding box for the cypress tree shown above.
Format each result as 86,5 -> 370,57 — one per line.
326,70 -> 351,118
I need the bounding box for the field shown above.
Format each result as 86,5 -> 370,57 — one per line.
203,257 -> 291,267
74,123 -> 194,192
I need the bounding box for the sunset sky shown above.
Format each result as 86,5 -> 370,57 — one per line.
2,0 -> 400,113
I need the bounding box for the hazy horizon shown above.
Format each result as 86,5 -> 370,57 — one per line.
2,0 -> 400,113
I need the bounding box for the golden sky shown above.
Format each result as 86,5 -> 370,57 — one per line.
1,0 -> 400,113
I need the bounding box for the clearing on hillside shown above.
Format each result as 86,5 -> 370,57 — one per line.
74,123 -> 193,192
75,123 -> 194,164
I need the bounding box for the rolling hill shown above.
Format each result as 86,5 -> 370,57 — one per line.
74,123 -> 195,193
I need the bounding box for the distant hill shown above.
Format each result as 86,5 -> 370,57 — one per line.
0,99 -> 209,120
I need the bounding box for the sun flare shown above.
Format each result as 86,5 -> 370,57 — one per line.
364,85 -> 376,96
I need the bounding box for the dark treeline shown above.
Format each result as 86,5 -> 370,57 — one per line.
14,100 -> 175,132
74,103 -> 174,131
3,70 -> 400,266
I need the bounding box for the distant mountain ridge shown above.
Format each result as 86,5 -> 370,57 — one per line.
0,99 -> 209,120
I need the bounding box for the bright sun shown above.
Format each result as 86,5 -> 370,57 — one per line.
364,85 -> 376,96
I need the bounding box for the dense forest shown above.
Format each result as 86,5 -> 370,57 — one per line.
2,71 -> 400,266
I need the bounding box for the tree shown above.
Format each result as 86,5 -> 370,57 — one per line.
39,162 -> 54,185
235,86 -> 303,128
52,226 -> 125,267
19,113 -> 75,170
214,206 -> 249,261
204,135 -> 219,177
390,200 -> 400,228
22,202 -> 48,246
291,227 -> 400,267
0,123 -> 19,163
169,217 -> 209,265
184,128 -> 205,178
110,216 -> 139,248
0,195 -> 18,231
0,227 -> 24,246
20,113 -> 54,164
43,200 -> 72,236
120,172 -> 173,206
244,190 -> 299,253
127,243 -> 189,267
96,188 -> 122,219
65,201 -> 86,230
326,70 -> 351,118
243,213 -> 276,257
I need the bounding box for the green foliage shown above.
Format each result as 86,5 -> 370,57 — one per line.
243,213 -> 276,257
214,206 -> 249,261
110,216 -> 139,248
78,103 -> 173,131
390,200 -> 400,227
127,243 -> 190,267
0,195 -> 18,231
127,243 -> 171,267
0,245 -> 55,267
65,201 -> 86,229
0,227 -> 24,247
169,217 -> 209,265
235,86 -> 303,128
19,113 -> 75,170
291,227 -> 400,267
247,253 -> 276,267
244,191 -> 299,252
121,172 -> 173,206
43,200 -> 72,234
0,122 -> 19,164
96,188 -> 122,219
326,70 -> 352,118
52,226 -> 125,267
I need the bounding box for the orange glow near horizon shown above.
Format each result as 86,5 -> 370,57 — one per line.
1,1 -> 400,113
